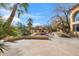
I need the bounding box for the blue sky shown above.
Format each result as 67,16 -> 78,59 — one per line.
20,3 -> 57,26
0,3 -> 76,26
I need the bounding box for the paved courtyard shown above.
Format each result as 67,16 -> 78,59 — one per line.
1,37 -> 79,56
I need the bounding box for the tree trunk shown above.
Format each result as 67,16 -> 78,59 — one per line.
6,4 -> 17,26
57,15 -> 65,31
65,12 -> 70,27
2,4 -> 17,35
65,12 -> 70,33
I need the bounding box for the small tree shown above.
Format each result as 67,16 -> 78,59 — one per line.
53,4 -> 76,33
17,22 -> 26,36
27,18 -> 33,34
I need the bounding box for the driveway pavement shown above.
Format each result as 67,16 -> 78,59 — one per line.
1,37 -> 79,56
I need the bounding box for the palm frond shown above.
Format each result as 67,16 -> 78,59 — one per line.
17,3 -> 28,18
17,9 -> 24,18
0,3 -> 10,8
21,3 -> 28,13
0,43 -> 5,53
0,40 -> 8,54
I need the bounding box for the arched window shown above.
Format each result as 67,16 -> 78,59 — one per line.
75,12 -> 79,22
74,24 -> 79,32
74,12 -> 79,32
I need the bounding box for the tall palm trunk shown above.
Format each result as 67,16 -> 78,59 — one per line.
2,4 -> 17,35
6,4 -> 17,26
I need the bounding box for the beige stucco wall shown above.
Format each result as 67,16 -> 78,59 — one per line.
74,32 -> 79,36
70,6 -> 79,34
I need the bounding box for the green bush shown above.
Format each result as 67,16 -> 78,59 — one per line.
0,18 -> 31,38
8,26 -> 22,36
0,21 -> 22,37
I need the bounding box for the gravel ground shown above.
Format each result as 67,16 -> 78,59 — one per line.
1,37 -> 79,56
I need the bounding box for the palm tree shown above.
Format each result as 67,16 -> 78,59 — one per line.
2,3 -> 28,35
5,3 -> 28,26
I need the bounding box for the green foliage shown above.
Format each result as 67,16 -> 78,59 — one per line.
0,3 -> 10,8
21,3 -> 28,12
8,26 -> 22,36
0,3 -> 28,37
17,22 -> 31,36
0,17 -> 22,37
0,17 -> 7,38
0,17 -> 31,37
17,3 -> 28,18
27,18 -> 33,26
27,18 -> 33,34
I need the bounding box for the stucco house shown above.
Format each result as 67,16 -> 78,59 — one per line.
30,26 -> 49,35
70,4 -> 79,35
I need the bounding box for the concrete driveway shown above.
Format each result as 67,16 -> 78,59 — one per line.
1,37 -> 79,56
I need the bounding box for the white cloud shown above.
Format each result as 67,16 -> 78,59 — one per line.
2,15 -> 20,26
23,13 -> 45,20
33,23 -> 43,27
34,12 -> 43,15
0,7 -> 20,26
0,8 -> 11,15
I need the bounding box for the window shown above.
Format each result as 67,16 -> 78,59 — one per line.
75,12 -> 79,22
74,24 -> 79,32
